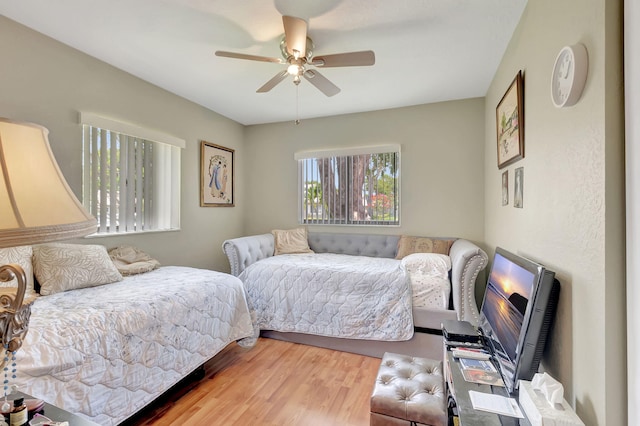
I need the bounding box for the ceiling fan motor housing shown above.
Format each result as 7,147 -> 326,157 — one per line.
280,36 -> 314,61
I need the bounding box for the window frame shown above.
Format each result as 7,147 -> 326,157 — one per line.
295,144 -> 401,226
80,113 -> 184,236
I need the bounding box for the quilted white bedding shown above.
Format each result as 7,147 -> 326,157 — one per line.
239,253 -> 414,341
13,266 -> 254,426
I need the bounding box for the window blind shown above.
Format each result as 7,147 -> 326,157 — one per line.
297,146 -> 400,226
81,115 -> 183,235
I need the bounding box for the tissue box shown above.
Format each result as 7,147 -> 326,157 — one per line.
518,380 -> 585,426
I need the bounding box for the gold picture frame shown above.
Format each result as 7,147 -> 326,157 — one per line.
496,71 -> 524,169
200,141 -> 234,207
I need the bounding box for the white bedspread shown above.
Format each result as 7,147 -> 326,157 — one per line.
239,253 -> 414,341
13,266 -> 254,426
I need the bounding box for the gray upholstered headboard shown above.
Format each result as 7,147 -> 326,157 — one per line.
307,233 -> 399,258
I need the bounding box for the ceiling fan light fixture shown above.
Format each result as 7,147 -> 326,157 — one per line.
287,64 -> 301,76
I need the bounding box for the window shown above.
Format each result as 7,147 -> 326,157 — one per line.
80,113 -> 184,235
296,145 -> 400,225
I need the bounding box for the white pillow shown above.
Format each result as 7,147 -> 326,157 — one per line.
0,246 -> 36,298
401,253 -> 451,279
33,243 -> 123,296
402,253 -> 452,310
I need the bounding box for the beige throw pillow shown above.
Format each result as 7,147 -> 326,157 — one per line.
108,246 -> 160,276
34,243 -> 123,296
0,246 -> 36,298
395,235 -> 455,259
272,227 -> 314,255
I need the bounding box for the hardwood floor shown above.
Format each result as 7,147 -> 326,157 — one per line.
129,337 -> 381,425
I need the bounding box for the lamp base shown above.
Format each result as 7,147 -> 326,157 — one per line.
0,264 -> 34,372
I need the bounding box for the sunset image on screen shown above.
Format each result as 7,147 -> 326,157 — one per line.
482,253 -> 535,359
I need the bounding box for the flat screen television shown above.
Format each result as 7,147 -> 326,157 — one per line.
478,247 -> 560,394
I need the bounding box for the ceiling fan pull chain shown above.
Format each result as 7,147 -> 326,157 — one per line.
295,84 -> 301,125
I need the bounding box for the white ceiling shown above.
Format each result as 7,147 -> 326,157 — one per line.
1,0 -> 527,125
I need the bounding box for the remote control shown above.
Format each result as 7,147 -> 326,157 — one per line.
452,348 -> 491,360
445,341 -> 485,349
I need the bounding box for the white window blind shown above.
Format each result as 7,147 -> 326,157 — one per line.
296,145 -> 400,226
81,114 -> 183,235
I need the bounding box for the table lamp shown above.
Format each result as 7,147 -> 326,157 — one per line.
0,117 -> 97,385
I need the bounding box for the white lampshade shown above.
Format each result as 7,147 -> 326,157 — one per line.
0,118 -> 97,248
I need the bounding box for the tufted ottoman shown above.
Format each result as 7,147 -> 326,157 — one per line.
370,352 -> 447,426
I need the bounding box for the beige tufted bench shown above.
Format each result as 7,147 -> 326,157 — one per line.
370,352 -> 447,426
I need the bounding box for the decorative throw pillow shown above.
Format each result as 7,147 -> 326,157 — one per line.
395,235 -> 455,259
0,246 -> 36,298
272,227 -> 314,256
108,246 -> 160,276
33,243 -> 123,296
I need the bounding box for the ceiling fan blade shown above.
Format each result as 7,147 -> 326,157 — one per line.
257,70 -> 289,93
215,51 -> 284,64
311,50 -> 376,67
282,16 -> 307,58
303,70 -> 340,97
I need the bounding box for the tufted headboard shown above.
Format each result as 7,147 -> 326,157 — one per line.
222,233 -> 275,276
307,233 -> 399,258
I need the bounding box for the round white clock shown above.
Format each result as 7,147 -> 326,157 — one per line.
550,43 -> 588,108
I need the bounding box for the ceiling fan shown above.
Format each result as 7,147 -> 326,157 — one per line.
215,15 -> 375,97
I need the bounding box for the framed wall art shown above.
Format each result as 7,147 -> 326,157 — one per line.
201,141 -> 234,207
514,167 -> 524,208
496,71 -> 524,169
502,170 -> 509,206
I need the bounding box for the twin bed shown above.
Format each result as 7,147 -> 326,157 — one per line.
14,267 -> 254,426
0,243 -> 254,426
224,232 -> 488,359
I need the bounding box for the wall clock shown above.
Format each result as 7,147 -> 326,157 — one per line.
550,43 -> 588,108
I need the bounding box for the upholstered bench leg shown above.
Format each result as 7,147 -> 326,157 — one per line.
370,352 -> 447,426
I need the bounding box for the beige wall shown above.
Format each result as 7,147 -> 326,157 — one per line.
0,16 -> 246,272
243,99 -> 486,243
483,1 -> 625,424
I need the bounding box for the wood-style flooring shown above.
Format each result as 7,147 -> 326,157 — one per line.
129,337 -> 381,426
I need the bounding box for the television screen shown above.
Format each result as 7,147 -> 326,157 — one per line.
482,251 -> 535,361
479,247 -> 559,394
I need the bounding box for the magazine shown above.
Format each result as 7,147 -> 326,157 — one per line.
459,358 -> 497,373
461,368 -> 505,387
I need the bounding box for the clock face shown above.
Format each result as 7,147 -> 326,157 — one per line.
553,50 -> 574,105
551,44 -> 588,108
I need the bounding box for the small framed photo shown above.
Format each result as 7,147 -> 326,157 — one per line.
201,141 -> 234,207
502,170 -> 509,206
496,71 -> 524,169
514,167 -> 524,208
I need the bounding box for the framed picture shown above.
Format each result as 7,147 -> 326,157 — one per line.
514,167 -> 524,208
502,170 -> 509,206
200,141 -> 234,207
496,71 -> 524,169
